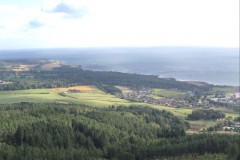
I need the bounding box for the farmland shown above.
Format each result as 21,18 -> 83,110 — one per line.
0,86 -> 130,107
0,59 -> 239,159
152,88 -> 186,98
0,85 -> 239,133
210,86 -> 235,93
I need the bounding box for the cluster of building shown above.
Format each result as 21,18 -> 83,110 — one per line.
118,87 -> 240,109
119,88 -> 191,107
119,88 -> 160,104
208,92 -> 240,104
58,89 -> 81,97
119,88 -> 188,107
223,122 -> 240,132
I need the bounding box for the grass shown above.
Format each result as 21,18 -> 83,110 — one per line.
115,86 -> 133,93
50,85 -> 99,93
140,105 -> 234,131
0,86 -> 238,132
1,87 -> 237,118
63,92 -> 130,106
210,86 -> 234,93
152,88 -> 185,98
210,107 -> 239,118
148,95 -> 163,100
0,87 -> 131,107
0,89 -> 65,104
187,120 -> 217,130
40,61 -> 62,71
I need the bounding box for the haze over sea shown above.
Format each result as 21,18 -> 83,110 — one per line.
0,47 -> 239,86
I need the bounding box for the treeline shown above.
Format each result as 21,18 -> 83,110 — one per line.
235,117 -> 240,122
156,153 -> 230,160
187,109 -> 225,120
0,103 -> 239,159
0,65 -> 211,92
209,100 -> 240,112
96,84 -> 122,94
2,59 -> 48,65
206,117 -> 236,132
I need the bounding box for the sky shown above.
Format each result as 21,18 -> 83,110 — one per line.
0,0 -> 239,49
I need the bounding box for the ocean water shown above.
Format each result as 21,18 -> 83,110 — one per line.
0,47 -> 239,86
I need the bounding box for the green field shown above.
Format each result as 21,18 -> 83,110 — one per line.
0,88 -> 131,107
0,89 -> 60,104
209,86 -> 234,93
152,88 -> 185,98
0,87 -> 239,132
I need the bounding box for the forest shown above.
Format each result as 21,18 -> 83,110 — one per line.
0,103 -> 239,160
187,109 -> 226,120
0,63 -> 210,93
0,60 -> 239,159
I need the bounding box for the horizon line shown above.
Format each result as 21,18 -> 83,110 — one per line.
0,46 -> 239,51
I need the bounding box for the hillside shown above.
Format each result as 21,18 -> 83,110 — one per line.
0,59 -> 239,159
0,103 -> 239,159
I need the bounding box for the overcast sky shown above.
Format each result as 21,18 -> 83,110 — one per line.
0,0 -> 239,49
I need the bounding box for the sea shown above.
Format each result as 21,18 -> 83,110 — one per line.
0,47 -> 239,86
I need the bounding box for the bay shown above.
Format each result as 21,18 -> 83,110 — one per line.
0,47 -> 239,86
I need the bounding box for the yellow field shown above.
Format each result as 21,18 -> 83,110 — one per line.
115,86 -> 133,93
11,65 -> 30,71
0,86 -> 239,132
40,61 -> 62,70
51,85 -> 97,93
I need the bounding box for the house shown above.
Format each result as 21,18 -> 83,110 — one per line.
223,126 -> 234,131
210,98 -> 218,102
234,93 -> 240,99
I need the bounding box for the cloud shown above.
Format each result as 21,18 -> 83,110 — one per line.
45,2 -> 87,18
28,20 -> 44,29
52,3 -> 73,13
0,0 -> 239,49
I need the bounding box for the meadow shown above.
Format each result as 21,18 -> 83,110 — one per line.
0,86 -> 130,107
0,85 -> 238,133
152,88 -> 186,98
210,86 -> 235,93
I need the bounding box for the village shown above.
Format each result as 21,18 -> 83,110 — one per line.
117,87 -> 240,109
222,122 -> 240,132
116,87 -> 240,132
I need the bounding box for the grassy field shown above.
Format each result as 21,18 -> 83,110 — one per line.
115,86 -> 133,93
0,87 -> 190,115
152,88 -> 185,98
209,86 -> 234,93
0,89 -> 65,104
50,85 -> 99,93
0,86 -> 131,107
0,86 -> 239,132
40,61 -> 62,71
187,120 -> 217,131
